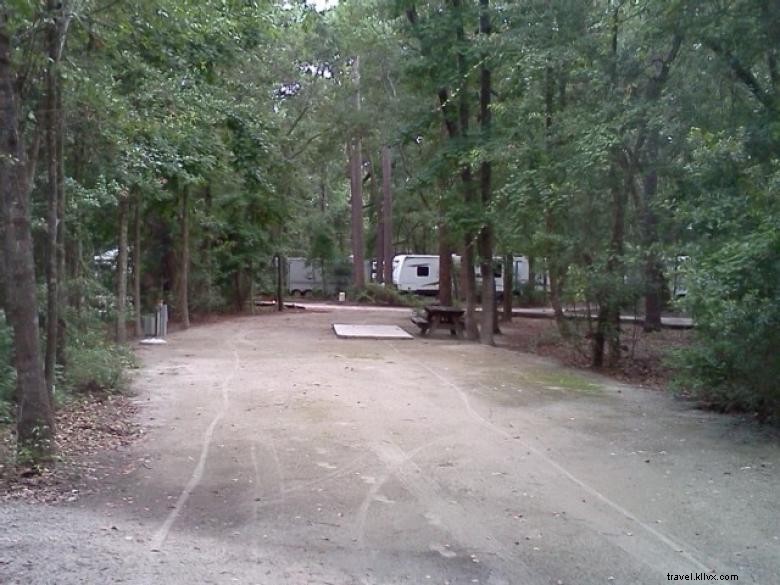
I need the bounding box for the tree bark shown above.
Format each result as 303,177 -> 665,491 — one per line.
543,55 -> 569,337
638,36 -> 681,331
44,4 -> 59,391
179,187 -> 190,328
275,254 -> 284,312
478,0 -> 495,345
248,261 -> 255,314
116,192 -> 129,344
0,201 -> 5,312
593,169 -> 627,368
438,222 -> 453,306
461,237 -> 479,340
546,217 -> 569,337
454,0 -> 479,340
593,3 -> 624,368
234,267 -> 245,312
1,17 -> 56,460
133,192 -> 142,338
381,145 -> 393,285
370,153 -> 383,284
350,55 -> 365,290
641,131 -> 663,331
502,254 -> 513,321
349,139 -> 365,289
55,56 -> 66,366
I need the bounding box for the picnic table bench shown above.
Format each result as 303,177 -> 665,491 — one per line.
411,305 -> 465,337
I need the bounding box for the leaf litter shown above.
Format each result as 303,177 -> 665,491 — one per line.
0,394 -> 141,504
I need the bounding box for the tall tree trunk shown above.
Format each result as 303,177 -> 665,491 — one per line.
502,254 -> 513,321
438,222 -> 453,306
55,60 -> 66,366
0,206 -> 5,312
275,254 -> 284,312
478,0 -> 495,345
461,237 -> 479,339
349,139 -> 365,289
454,0 -> 479,340
370,153 -> 384,284
133,193 -> 142,338
543,56 -> 569,337
350,55 -> 365,290
179,187 -> 190,328
44,6 -> 59,391
641,131 -> 663,332
546,222 -> 569,337
375,213 -> 384,284
593,3 -> 630,367
638,36 -> 681,331
381,145 -> 393,286
116,192 -> 129,343
248,261 -> 256,314
203,184 -> 216,312
593,169 -> 627,368
234,268 -> 244,312
0,17 -> 56,461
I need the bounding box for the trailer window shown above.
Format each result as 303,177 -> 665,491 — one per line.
416,265 -> 430,277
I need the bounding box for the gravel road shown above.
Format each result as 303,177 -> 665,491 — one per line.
2,308 -> 778,584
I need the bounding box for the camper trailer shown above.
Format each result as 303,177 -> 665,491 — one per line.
392,254 -> 530,296
287,257 -> 329,296
286,257 -> 371,296
392,255 -> 440,294
473,256 -> 531,296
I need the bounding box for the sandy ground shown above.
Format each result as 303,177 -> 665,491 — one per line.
1,307 -> 779,585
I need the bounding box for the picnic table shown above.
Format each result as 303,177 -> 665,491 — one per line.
411,305 -> 465,337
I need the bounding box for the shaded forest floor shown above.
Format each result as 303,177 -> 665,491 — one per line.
498,317 -> 693,390
0,394 -> 141,503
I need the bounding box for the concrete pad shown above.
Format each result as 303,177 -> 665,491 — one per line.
332,323 -> 413,339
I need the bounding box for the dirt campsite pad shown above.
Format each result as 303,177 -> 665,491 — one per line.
1,307 -> 778,584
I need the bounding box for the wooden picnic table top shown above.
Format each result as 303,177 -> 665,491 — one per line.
423,305 -> 464,316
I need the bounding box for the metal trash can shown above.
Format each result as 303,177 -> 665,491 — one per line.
141,303 -> 168,338
142,314 -> 157,337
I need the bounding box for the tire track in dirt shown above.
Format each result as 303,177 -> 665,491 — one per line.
388,341 -> 718,575
149,344 -> 240,551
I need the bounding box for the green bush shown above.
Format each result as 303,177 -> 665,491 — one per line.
671,228 -> 780,421
63,312 -> 136,395
352,283 -> 423,307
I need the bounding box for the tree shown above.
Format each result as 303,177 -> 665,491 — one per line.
477,0 -> 495,345
1,8 -> 56,461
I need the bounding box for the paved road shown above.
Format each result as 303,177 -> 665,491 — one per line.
1,308 -> 777,584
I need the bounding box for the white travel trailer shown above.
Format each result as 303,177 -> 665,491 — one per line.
393,254 -> 530,296
473,256 -> 531,296
392,255 -> 441,294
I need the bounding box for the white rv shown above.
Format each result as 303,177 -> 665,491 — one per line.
465,255 -> 534,295
392,255 -> 441,294
392,254 -> 530,296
